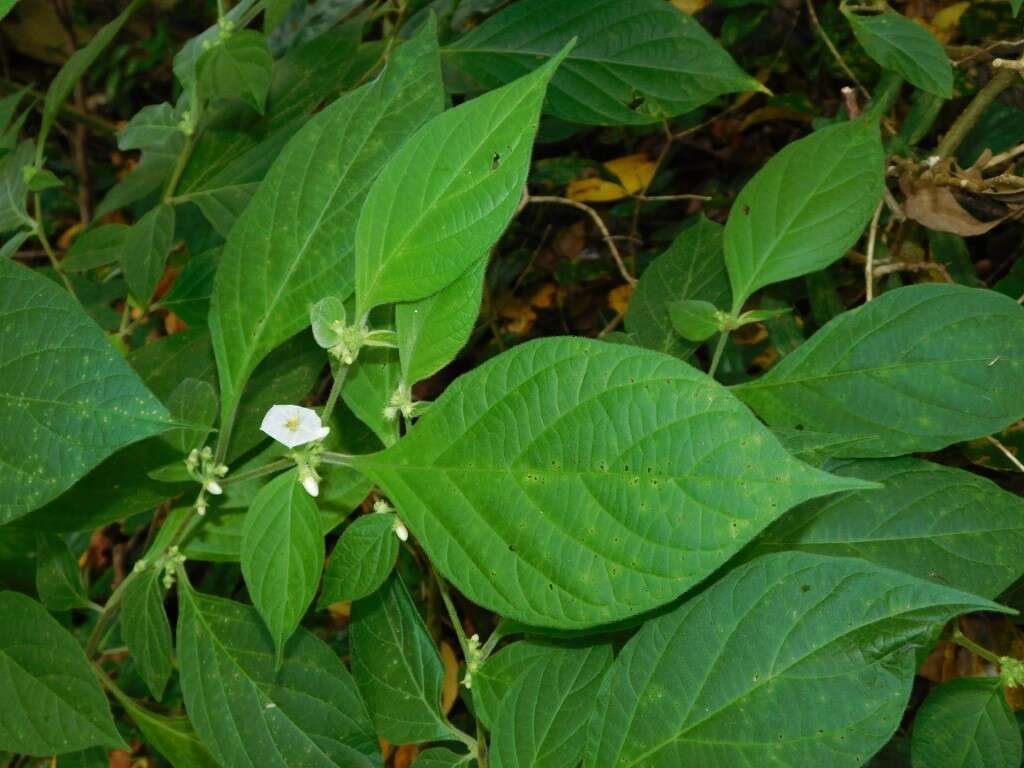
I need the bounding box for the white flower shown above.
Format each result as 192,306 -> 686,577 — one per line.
393,520 -> 409,542
301,472 -> 320,498
204,479 -> 223,495
260,405 -> 330,448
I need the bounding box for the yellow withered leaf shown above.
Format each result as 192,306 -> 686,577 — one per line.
567,154 -> 657,202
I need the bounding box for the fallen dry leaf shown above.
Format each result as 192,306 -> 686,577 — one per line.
567,154 -> 657,202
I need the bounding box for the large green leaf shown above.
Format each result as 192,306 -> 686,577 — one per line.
911,677 -> 1022,768
752,458 -> 1024,599
350,574 -> 452,744
585,552 -> 1007,767
490,643 -> 613,768
123,202 -> 176,305
397,257 -> 487,387
178,586 -> 378,768
122,567 -> 174,701
320,512 -> 400,606
624,215 -> 730,358
355,43 -> 569,316
0,591 -> 125,755
352,337 -> 875,629
845,11 -> 953,99
209,20 -> 443,430
723,118 -> 884,310
240,470 -> 324,662
197,30 -> 273,115
444,0 -> 761,126
733,285 -> 1024,457
0,258 -> 172,523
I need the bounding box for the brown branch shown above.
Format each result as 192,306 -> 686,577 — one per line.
526,195 -> 637,286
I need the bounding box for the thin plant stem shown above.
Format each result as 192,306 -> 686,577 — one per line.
805,0 -> 868,98
986,435 -> 1024,473
527,195 -> 636,285
434,568 -> 470,658
222,457 -> 295,485
950,626 -> 1003,666
320,451 -> 354,466
321,363 -> 349,425
708,331 -> 728,379
864,200 -> 884,301
33,194 -> 76,297
936,65 -> 1020,158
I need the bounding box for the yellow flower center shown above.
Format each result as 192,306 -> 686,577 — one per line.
285,415 -> 300,432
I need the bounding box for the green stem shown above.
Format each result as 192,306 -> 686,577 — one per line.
434,569 -> 470,658
707,331 -> 728,379
222,457 -> 294,485
162,129 -> 197,203
950,627 -> 1003,666
936,67 -> 1019,158
320,364 -> 349,425
863,71 -> 904,122
320,451 -> 354,466
32,194 -> 76,297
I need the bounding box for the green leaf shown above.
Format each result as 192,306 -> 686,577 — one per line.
625,215 -> 730,358
113,693 -> 220,768
178,586 -> 379,767
62,223 -> 130,272
158,249 -> 216,327
352,337 -> 876,629
162,377 -> 218,453
320,513 -> 400,606
34,533 -> 90,611
473,641 -> 560,729
122,567 -> 173,701
0,259 -> 172,523
753,457 -> 1024,599
39,0 -> 142,153
118,102 -> 183,151
354,42 -> 572,316
123,203 -> 175,305
414,748 -> 476,767
845,11 -> 953,99
0,591 -> 126,755
23,167 -> 62,192
723,118 -> 884,310
444,0 -> 761,126
240,470 -> 325,662
56,748 -> 108,768
668,299 -> 722,342
350,574 -> 452,744
733,285 -> 1024,457
1011,0 -> 1022,16
490,643 -> 613,768
0,1 -> 18,23
209,20 -> 444,430
198,30 -> 274,115
911,677 -> 1022,768
0,140 -> 34,234
129,329 -> 216,402
16,440 -> 186,532
584,552 -> 1007,768
396,257 -> 487,386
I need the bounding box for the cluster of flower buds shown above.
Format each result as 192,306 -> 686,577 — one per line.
310,296 -> 396,366
186,446 -> 228,501
133,545 -> 187,590
461,633 -> 484,689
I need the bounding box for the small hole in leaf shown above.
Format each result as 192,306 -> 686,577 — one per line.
491,152 -> 501,170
